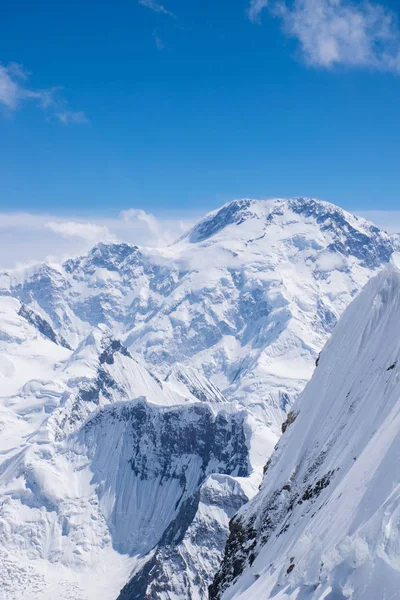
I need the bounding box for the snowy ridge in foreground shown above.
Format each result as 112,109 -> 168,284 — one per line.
211,261 -> 400,599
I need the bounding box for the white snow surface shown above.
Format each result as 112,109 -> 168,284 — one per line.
0,197 -> 396,599
217,264 -> 400,600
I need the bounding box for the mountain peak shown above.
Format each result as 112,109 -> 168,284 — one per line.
184,198 -> 257,243
62,324 -> 131,377
64,241 -> 140,274
182,197 -> 370,244
178,196 -> 393,269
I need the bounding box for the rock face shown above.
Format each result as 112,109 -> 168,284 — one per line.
82,400 -> 250,600
18,303 -> 72,349
0,198 -> 396,600
117,474 -> 248,600
80,399 -> 250,557
210,264 -> 400,600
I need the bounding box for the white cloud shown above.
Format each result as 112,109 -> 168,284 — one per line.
0,209 -> 195,269
0,62 -> 55,112
249,0 -> 400,72
0,61 -> 87,122
0,63 -> 22,109
153,30 -> 165,50
139,0 -> 175,17
121,208 -> 188,246
55,111 -> 89,125
45,221 -> 115,242
248,0 -> 270,23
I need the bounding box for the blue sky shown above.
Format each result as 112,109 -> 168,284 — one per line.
1,0 -> 400,264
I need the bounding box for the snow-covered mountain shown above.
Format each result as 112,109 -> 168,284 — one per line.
0,296 -> 255,599
0,197 -> 396,599
1,197 -> 394,437
211,259 -> 400,600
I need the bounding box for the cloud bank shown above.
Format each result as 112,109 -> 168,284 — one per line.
0,209 -> 195,269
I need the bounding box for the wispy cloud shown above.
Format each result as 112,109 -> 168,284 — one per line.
248,0 -> 270,23
0,62 -> 56,112
0,61 -> 88,123
139,0 -> 175,18
45,220 -> 115,242
249,0 -> 400,72
121,208 -> 186,246
153,29 -> 165,50
55,110 -> 89,125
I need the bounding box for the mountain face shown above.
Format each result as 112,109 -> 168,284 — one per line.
211,262 -> 400,600
0,197 -> 396,600
117,474 -> 248,600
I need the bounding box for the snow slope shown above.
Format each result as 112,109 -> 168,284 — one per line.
211,259 -> 400,600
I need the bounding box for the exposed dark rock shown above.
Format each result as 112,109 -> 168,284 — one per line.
18,304 -> 71,349
209,516 -> 257,600
103,400 -> 251,600
297,472 -> 334,505
281,410 -> 297,434
286,562 -> 295,575
189,199 -> 254,243
99,339 -> 131,364
210,469 -> 335,599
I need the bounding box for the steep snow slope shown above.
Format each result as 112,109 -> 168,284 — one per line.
0,296 -> 69,398
1,198 -> 394,438
165,364 -> 227,404
211,260 -> 400,600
